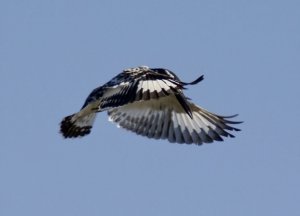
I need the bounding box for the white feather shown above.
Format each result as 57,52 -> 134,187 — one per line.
107,95 -> 237,144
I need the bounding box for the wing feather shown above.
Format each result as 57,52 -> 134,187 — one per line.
107,95 -> 241,145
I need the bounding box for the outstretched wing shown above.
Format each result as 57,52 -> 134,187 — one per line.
107,95 -> 241,145
99,72 -> 183,109
82,67 -> 203,114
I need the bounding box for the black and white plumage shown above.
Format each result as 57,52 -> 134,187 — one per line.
60,66 -> 242,145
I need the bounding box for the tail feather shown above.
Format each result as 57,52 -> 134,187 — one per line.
60,113 -> 96,138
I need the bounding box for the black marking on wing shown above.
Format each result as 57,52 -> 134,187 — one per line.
81,72 -> 138,109
100,81 -> 140,109
173,92 -> 193,118
151,68 -> 181,81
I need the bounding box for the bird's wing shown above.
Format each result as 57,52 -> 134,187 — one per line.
100,76 -> 180,109
107,95 -> 241,145
84,69 -> 203,113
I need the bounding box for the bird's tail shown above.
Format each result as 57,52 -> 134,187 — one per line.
60,111 -> 96,138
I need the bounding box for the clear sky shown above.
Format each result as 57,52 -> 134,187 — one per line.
1,0 -> 299,215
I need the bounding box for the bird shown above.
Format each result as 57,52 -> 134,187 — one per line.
60,66 -> 242,145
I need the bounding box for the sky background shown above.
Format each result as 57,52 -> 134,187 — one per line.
1,0 -> 300,215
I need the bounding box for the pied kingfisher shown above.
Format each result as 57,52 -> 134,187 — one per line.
60,66 -> 242,145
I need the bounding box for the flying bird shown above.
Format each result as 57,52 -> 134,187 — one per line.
60,66 -> 242,145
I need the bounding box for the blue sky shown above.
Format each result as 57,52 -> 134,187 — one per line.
1,0 -> 299,215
